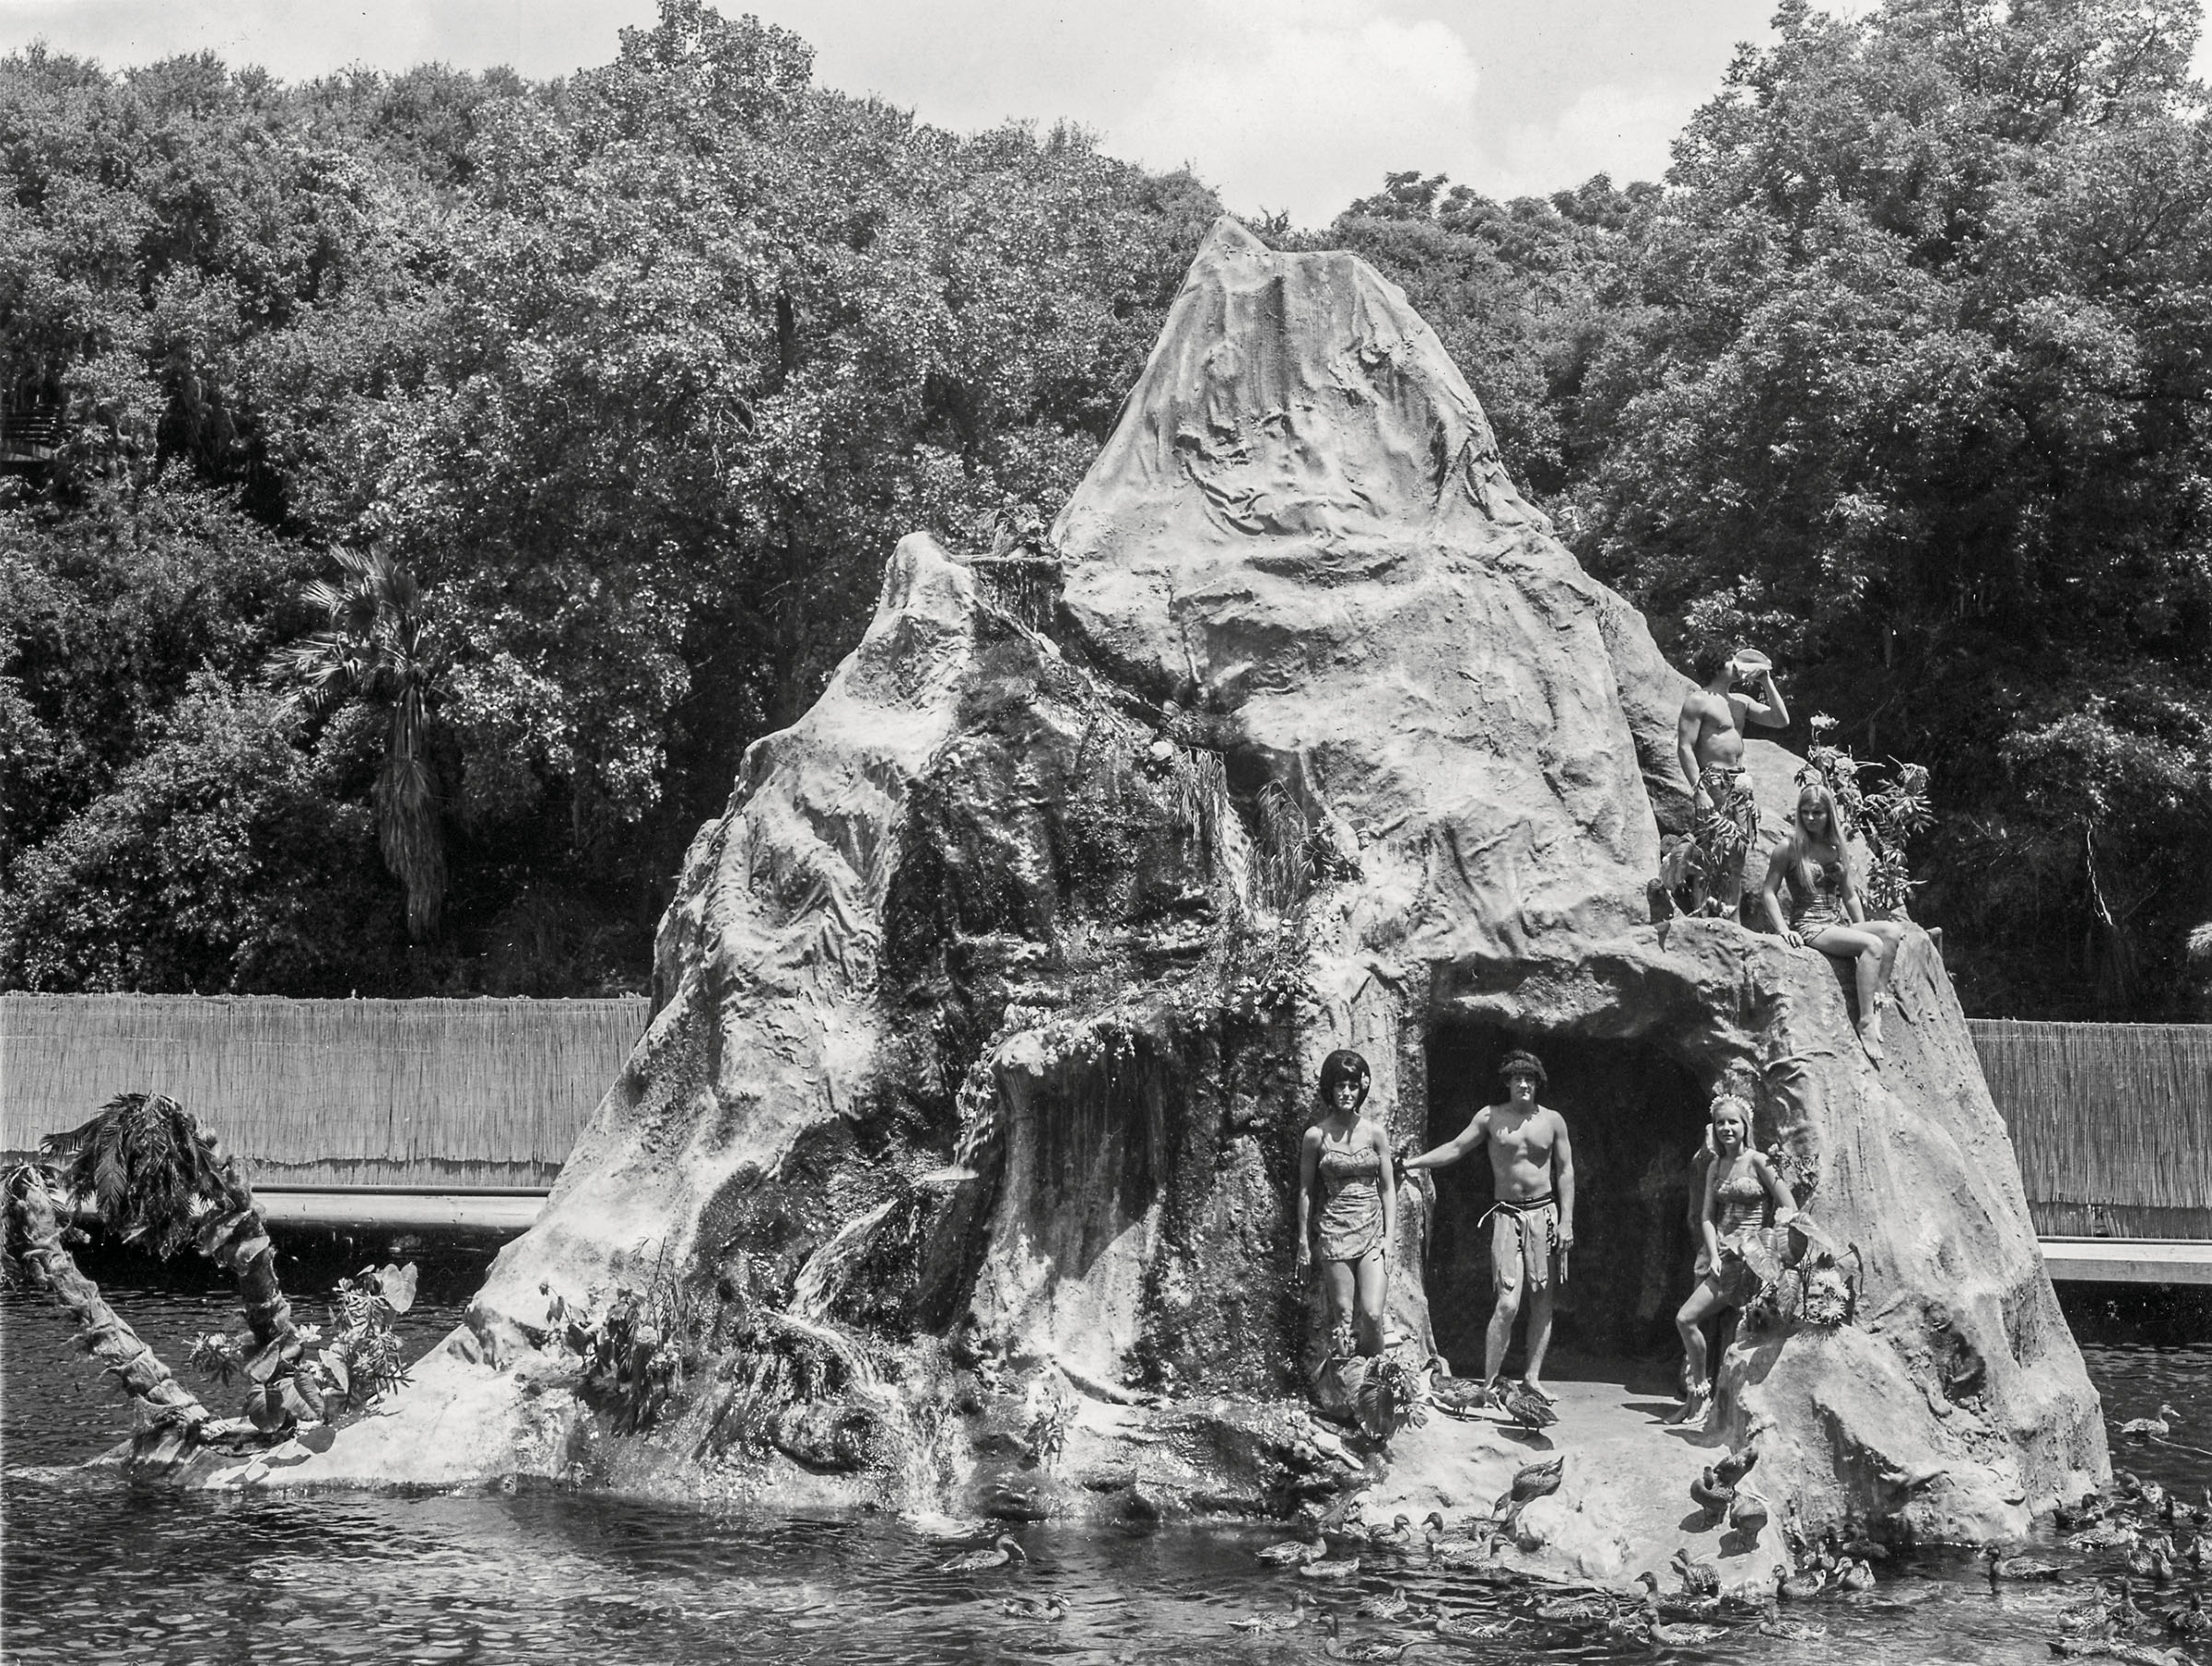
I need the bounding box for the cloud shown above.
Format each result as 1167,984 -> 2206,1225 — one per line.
1105,0 -> 1483,224
1480,80 -> 1700,199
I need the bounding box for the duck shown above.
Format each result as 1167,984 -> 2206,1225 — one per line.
940,1533 -> 1027,1573
2117,1404 -> 2181,1441
1322,1615 -> 1409,1663
1429,1530 -> 1503,1569
2067,1521 -> 2139,1552
2164,1592 -> 2212,1639
1715,1444 -> 1760,1486
1497,1379 -> 1559,1430
1775,1563 -> 1828,1601
1257,1525 -> 1329,1566
1533,1590 -> 1617,1625
1000,1594 -> 1066,1621
1300,1549 -> 1364,1581
1356,1584 -> 1413,1621
1730,1489 -> 1771,1534
1983,1544 -> 2064,1582
1758,1616 -> 1828,1641
1650,1616 -> 1727,1648
1673,1546 -> 1722,1598
1838,1557 -> 1877,1592
1366,1512 -> 1417,1553
2125,1537 -> 2174,1583
1229,1594 -> 1312,1633
1631,1570 -> 1720,1620
1497,1454 -> 1566,1519
1430,1375 -> 1492,1418
1689,1466 -> 1736,1520
1431,1610 -> 1517,1643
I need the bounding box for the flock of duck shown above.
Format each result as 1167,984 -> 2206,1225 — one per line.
926,1403 -> 2208,1660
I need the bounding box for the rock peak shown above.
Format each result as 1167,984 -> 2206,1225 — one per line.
1053,229 -> 1543,563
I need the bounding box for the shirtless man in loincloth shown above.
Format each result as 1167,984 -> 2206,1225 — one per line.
1669,644 -> 1790,919
1402,1050 -> 1576,1402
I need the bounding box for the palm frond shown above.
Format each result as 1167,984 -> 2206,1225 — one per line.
50,1094 -> 227,1259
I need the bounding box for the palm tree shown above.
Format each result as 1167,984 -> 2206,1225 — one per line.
276,548 -> 445,940
4,1163 -> 213,1462
49,1093 -> 316,1425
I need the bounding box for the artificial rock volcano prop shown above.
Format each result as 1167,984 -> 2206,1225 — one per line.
273,218 -> 2104,1575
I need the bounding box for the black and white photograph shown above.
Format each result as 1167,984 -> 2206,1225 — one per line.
3,0 -> 2209,1660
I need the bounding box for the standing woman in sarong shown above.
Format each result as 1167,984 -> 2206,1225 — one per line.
1672,1093 -> 1795,1423
1297,1049 -> 1397,1357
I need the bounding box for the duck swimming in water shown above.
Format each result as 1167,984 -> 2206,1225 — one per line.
1322,1614 -> 1409,1662
940,1534 -> 1027,1573
1984,1545 -> 2064,1582
1673,1547 -> 1722,1598
2117,1404 -> 2181,1441
1534,1590 -> 1617,1625
1229,1594 -> 1312,1633
1774,1563 -> 1827,1601
1432,1610 -> 1518,1643
1000,1594 -> 1066,1621
1357,1585 -> 1414,1621
1838,1557 -> 1877,1592
1365,1513 -> 1416,1553
1257,1525 -> 1328,1566
1300,1549 -> 1364,1581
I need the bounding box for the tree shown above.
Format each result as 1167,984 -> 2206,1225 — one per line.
276,548 -> 445,940
0,675 -> 396,993
51,1092 -> 318,1429
1559,0 -> 2212,1016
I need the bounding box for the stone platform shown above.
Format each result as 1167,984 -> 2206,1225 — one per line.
1357,1371 -> 1788,1595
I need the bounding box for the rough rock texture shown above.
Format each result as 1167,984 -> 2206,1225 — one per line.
262,217 -> 2104,1570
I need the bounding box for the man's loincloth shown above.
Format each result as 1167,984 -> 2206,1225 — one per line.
1482,1192 -> 1559,1293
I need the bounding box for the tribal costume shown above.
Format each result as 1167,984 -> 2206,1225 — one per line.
1482,1191 -> 1559,1293
1313,1130 -> 1384,1263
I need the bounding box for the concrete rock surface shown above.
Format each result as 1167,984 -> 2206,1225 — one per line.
265,217 -> 2105,1574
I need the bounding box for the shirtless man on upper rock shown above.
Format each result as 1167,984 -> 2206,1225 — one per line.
1666,644 -> 1790,920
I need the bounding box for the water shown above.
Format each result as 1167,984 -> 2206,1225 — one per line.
5,1250 -> 2209,1664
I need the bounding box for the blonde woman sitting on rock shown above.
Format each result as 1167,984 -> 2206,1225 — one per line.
1672,1092 -> 1795,1425
1759,779 -> 1906,1060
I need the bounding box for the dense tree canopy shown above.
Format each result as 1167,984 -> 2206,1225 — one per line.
4,0 -> 2206,1016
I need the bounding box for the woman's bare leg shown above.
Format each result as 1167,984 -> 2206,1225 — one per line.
1671,1280 -> 1726,1424
1322,1258 -> 1357,1351
1676,1280 -> 1723,1394
1808,925 -> 1888,1056
1352,1250 -> 1388,1356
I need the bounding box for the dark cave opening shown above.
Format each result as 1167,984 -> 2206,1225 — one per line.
1422,1024 -> 1711,1377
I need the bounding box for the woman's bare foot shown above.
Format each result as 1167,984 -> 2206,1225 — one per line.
1860,1003 -> 1886,1061
1665,1382 -> 1712,1426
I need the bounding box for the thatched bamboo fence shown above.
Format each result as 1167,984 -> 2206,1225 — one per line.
2,999 -> 2202,1237
1,994 -> 645,1191
1968,1019 -> 2212,1240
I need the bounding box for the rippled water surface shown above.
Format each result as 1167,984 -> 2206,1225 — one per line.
6,1250 -> 2208,1664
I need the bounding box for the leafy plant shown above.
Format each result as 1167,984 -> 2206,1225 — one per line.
1798,714 -> 1933,915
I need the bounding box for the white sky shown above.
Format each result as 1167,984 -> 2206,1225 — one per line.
3,0 -> 2207,224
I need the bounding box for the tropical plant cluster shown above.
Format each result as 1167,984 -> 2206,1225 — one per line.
4,0 -> 2207,1017
2,1091 -> 418,1460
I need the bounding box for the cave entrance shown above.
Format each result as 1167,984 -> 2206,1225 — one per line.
1422,1025 -> 1708,1379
